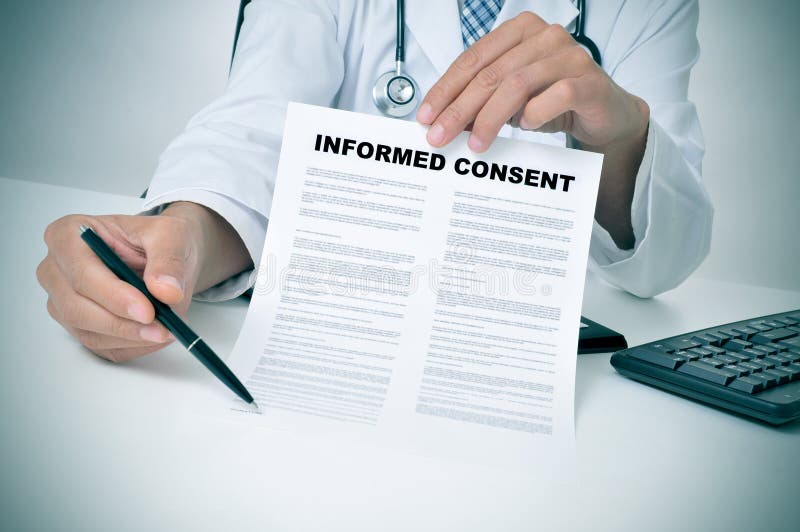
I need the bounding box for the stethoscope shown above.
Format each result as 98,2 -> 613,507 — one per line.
372,0 -> 418,117
372,0 -> 602,118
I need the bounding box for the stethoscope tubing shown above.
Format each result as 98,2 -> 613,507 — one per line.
572,0 -> 602,65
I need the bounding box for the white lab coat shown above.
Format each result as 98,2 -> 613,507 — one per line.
144,0 -> 713,300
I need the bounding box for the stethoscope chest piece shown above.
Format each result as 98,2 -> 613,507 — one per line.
373,69 -> 419,118
374,0 -> 418,118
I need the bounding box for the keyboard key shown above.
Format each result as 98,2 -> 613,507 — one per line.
765,355 -> 791,366
739,361 -> 762,372
715,354 -> 739,365
703,345 -> 727,356
782,364 -> 800,381
728,376 -> 764,394
719,328 -> 744,340
750,345 -> 778,357
741,348 -> 765,359
747,322 -> 773,333
786,351 -> 800,363
749,372 -> 778,389
648,343 -> 675,354
726,352 -> 751,362
704,357 -> 726,368
628,347 -> 687,370
688,347 -> 713,358
779,337 -> 800,349
748,359 -> 774,370
774,318 -> 797,327
704,332 -> 730,345
675,351 -> 699,361
762,368 -> 790,385
751,328 -> 798,345
691,334 -> 721,346
786,313 -> 800,323
764,320 -> 787,329
678,361 -> 737,385
723,364 -> 749,377
726,339 -> 753,352
733,326 -> 760,338
667,338 -> 701,351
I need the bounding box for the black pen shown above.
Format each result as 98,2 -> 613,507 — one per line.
79,224 -> 258,408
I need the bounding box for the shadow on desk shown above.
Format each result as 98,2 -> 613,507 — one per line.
114,347 -> 207,383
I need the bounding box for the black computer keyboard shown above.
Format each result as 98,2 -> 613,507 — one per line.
610,309 -> 800,425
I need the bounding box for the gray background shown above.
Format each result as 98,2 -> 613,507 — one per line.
1,0 -> 798,291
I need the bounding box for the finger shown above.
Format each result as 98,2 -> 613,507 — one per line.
519,76 -> 591,132
66,323 -> 174,352
44,220 -> 155,324
417,12 -> 547,129
48,299 -> 172,361
470,46 -> 594,151
43,261 -> 173,343
526,114 -> 571,134
135,216 -> 198,307
96,345 -> 170,364
47,298 -> 174,352
61,254 -> 155,324
424,27 -> 578,150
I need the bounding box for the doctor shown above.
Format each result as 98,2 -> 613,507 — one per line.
37,0 -> 713,361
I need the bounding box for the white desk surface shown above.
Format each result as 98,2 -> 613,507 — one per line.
1,177 -> 798,532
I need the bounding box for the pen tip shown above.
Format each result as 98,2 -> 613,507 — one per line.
248,401 -> 262,414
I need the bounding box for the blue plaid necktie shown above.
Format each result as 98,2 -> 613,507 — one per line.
460,0 -> 504,48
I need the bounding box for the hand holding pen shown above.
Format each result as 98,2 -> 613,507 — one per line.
36,203 -> 257,404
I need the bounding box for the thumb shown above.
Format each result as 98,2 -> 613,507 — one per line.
138,218 -> 198,307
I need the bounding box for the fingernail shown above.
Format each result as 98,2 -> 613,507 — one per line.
468,135 -> 484,152
417,103 -> 434,124
140,323 -> 168,343
427,124 -> 445,146
127,302 -> 150,324
157,275 -> 183,295
519,117 -> 532,130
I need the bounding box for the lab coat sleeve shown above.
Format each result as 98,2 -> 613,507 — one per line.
140,190 -> 265,301
587,0 -> 713,298
142,0 -> 344,301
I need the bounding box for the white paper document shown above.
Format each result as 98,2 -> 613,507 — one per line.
222,103 -> 602,471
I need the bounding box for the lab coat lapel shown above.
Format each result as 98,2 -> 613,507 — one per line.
405,0 -> 463,76
492,0 -> 579,32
